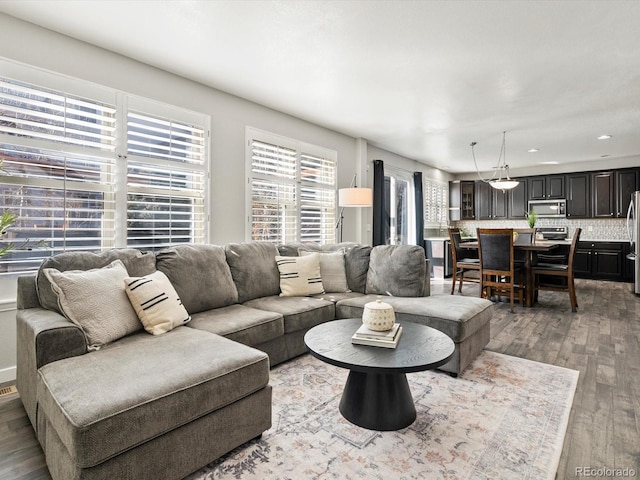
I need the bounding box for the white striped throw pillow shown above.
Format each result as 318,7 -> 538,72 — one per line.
125,270 -> 191,335
275,253 -> 325,296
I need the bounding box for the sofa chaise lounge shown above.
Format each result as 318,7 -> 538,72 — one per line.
16,241 -> 493,480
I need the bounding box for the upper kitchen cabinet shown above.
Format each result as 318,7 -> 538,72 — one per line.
449,180 -> 476,221
528,175 -> 564,200
566,173 -> 590,218
591,171 -> 615,218
616,169 -> 639,218
508,179 -> 528,219
476,181 -> 508,220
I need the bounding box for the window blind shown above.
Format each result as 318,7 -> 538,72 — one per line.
424,178 -> 448,226
248,132 -> 336,244
0,69 -> 209,276
126,112 -> 207,249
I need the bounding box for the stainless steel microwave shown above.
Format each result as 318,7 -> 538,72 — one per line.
528,199 -> 566,218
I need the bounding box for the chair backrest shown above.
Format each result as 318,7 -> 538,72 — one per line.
477,228 -> 514,274
567,228 -> 582,272
514,228 -> 534,246
448,227 -> 463,263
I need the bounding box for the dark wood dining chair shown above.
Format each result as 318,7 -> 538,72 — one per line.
532,228 -> 582,312
448,227 -> 480,294
477,228 -> 525,313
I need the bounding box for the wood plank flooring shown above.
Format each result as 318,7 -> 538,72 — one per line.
1,278 -> 639,479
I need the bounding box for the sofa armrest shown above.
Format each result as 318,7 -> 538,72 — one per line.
17,275 -> 40,310
17,307 -> 86,428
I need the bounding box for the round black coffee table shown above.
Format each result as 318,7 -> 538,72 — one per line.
304,318 -> 455,431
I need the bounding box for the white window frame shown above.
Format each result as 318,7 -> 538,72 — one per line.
423,176 -> 449,228
245,127 -> 337,243
0,60 -> 210,276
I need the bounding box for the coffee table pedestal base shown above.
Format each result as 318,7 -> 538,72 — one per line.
339,370 -> 416,431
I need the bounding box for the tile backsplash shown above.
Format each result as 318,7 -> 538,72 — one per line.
452,218 -> 629,241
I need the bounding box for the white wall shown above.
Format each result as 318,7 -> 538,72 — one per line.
0,14 -> 449,382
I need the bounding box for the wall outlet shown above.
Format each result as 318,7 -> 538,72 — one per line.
588,225 -> 593,232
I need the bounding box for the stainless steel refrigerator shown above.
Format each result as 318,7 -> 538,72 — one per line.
627,191 -> 640,294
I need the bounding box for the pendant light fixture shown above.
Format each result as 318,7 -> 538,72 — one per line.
471,131 -> 519,191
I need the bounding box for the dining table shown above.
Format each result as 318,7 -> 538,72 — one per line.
461,239 -> 563,308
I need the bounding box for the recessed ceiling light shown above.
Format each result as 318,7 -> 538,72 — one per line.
528,148 -> 539,153
540,161 -> 558,165
597,135 -> 612,140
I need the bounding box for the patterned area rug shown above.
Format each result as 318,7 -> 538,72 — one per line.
188,351 -> 578,480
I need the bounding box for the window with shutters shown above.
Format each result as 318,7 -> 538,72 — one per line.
247,128 -> 336,244
0,64 -> 208,276
423,177 -> 448,227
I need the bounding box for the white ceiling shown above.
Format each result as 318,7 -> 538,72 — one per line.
1,0 -> 640,174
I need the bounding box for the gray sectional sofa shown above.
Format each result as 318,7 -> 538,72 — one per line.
16,241 -> 493,480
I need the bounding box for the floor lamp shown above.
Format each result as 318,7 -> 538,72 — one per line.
336,175 -> 373,243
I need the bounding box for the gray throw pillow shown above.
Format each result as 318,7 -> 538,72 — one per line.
365,245 -> 427,297
225,242 -> 281,303
155,244 -> 238,314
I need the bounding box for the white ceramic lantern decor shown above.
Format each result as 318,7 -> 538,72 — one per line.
362,299 -> 395,331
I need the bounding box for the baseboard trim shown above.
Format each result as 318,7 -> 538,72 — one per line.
0,366 -> 17,384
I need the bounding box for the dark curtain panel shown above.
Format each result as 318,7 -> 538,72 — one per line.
372,159 -> 386,246
414,172 -> 424,248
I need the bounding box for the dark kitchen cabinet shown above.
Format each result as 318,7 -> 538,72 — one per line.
591,171 -> 615,218
449,180 -> 475,221
566,173 -> 590,218
616,169 -> 639,218
476,181 -> 507,220
528,175 -> 564,200
574,241 -> 625,281
508,180 -> 528,219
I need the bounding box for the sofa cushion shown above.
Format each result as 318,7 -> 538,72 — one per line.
155,244 -> 238,314
244,296 -> 335,333
276,253 -> 324,296
366,245 -> 427,297
37,327 -> 269,468
37,249 -> 156,314
344,245 -> 372,293
226,242 -> 281,303
43,260 -> 141,350
188,304 -> 284,347
335,294 -> 493,343
125,270 -> 191,335
300,250 -> 350,293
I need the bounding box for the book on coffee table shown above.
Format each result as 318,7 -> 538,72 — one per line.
351,323 -> 403,349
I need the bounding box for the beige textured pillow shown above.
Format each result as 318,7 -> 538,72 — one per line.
125,270 -> 191,335
275,253 -> 324,296
43,259 -> 141,351
300,249 -> 350,293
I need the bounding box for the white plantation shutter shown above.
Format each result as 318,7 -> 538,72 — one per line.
248,129 -> 336,244
299,153 -> 336,243
126,111 -> 206,249
250,140 -> 297,242
0,78 -> 116,152
0,76 -> 117,275
0,66 -> 209,276
423,177 -> 448,227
